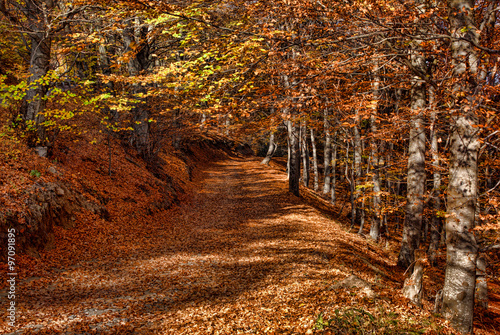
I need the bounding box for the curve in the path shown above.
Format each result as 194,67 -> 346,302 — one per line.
7,158 -> 394,335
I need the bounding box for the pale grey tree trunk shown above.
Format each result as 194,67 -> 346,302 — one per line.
402,250 -> 425,307
330,132 -> 337,204
346,141 -> 357,229
428,87 -> 442,265
353,110 -> 363,226
287,119 -> 300,196
301,122 -> 310,187
310,129 -> 319,191
369,68 -> 381,241
323,109 -> 332,195
441,1 -> 480,333
261,132 -> 277,165
358,161 -> 371,235
224,115 -> 230,136
384,146 -> 394,238
398,50 -> 427,269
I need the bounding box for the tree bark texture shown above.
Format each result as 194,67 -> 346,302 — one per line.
123,20 -> 151,157
18,1 -> 56,146
399,50 -> 427,269
475,255 -> 488,309
428,87 -> 442,266
369,68 -> 381,241
301,122 -> 310,188
402,250 -> 425,307
261,132 -> 277,165
310,129 -> 319,191
442,1 -> 480,333
331,132 -> 337,204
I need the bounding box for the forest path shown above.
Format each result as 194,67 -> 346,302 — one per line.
6,158 -> 397,334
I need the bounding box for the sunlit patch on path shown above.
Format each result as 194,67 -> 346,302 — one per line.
2,158 -> 399,334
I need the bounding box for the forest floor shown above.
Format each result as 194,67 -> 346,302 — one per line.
1,153 -> 499,334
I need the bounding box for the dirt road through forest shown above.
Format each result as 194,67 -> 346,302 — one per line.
3,158 -> 398,334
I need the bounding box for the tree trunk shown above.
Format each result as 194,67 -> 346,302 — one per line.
475,255 -> 488,309
442,112 -> 479,333
346,141 -> 357,229
402,249 -> 425,307
310,128 -> 319,191
19,1 -> 55,149
398,51 -> 427,269
441,2 -> 480,333
331,132 -> 337,204
200,113 -> 207,130
123,19 -> 151,157
22,32 -> 51,148
224,115 -> 230,136
288,120 -> 300,196
358,157 -> 371,235
261,132 -> 277,165
287,131 -> 291,179
323,109 -> 332,195
369,67 -> 381,241
353,110 -> 363,225
384,146 -> 393,238
428,87 -> 442,266
301,122 -> 310,187
357,192 -> 366,235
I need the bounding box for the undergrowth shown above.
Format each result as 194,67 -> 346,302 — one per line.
313,307 -> 447,334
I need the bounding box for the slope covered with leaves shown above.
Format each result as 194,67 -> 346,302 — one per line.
1,130 -> 499,334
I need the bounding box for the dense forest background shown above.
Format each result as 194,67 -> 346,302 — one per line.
1,0 -> 499,334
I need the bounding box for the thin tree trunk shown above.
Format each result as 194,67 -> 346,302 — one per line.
385,145 -> 394,238
310,129 -> 319,191
357,193 -> 366,235
353,110 -> 363,225
369,67 -> 381,241
301,122 -> 310,187
345,141 -> 356,229
428,86 -> 442,266
323,109 -> 332,195
288,120 -> 300,196
331,132 -> 337,204
224,115 -> 230,136
261,132 -> 277,165
200,113 -> 207,130
358,153 -> 371,235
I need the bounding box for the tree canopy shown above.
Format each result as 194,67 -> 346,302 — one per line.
1,0 -> 499,333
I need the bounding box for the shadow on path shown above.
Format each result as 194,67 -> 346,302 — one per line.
10,158 -> 398,334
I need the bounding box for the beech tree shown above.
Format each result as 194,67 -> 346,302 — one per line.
0,0 -> 82,152
441,1 -> 481,332
398,0 -> 431,269
1,1 -> 499,333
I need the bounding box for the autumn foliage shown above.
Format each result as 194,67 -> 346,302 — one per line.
1,0 -> 499,334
